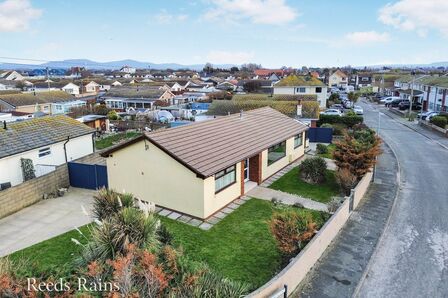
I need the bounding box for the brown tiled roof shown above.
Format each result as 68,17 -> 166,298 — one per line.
102,107 -> 308,178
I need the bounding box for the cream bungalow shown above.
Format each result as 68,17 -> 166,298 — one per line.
102,107 -> 308,219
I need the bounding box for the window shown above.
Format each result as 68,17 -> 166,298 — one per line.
294,134 -> 303,148
316,87 -> 322,93
38,147 -> 51,158
215,165 -> 236,193
362,77 -> 369,81
299,87 -> 306,93
268,141 -> 286,165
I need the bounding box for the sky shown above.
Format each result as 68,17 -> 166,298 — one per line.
0,0 -> 448,68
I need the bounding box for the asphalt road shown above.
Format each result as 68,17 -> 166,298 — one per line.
356,101 -> 448,297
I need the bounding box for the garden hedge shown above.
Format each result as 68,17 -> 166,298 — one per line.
317,114 -> 363,128
430,116 -> 447,129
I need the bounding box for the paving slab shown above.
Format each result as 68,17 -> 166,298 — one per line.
158,209 -> 172,216
187,218 -> 202,227
199,222 -> 213,230
178,215 -> 192,223
167,212 -> 181,220
0,187 -> 94,257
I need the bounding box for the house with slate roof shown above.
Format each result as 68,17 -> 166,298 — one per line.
101,107 -> 308,219
0,115 -> 94,187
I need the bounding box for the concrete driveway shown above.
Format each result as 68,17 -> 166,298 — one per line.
0,187 -> 94,257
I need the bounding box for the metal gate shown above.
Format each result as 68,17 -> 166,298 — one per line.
68,162 -> 108,190
308,127 -> 333,143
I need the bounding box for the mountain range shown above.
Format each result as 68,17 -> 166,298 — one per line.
0,59 -> 236,71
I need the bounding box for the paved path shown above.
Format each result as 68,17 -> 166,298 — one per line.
354,101 -> 448,297
0,187 -> 94,257
246,186 -> 328,212
294,141 -> 399,297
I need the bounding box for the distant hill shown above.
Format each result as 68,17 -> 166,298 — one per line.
362,61 -> 448,69
0,59 -> 236,71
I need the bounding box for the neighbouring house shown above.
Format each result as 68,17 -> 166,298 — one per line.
236,79 -> 274,94
120,66 -> 136,74
216,81 -> 237,91
77,114 -> 108,131
101,107 -> 307,219
0,91 -> 76,115
0,111 -> 33,122
83,81 -> 100,93
51,100 -> 87,114
0,79 -> 18,90
102,87 -> 175,111
62,82 -> 80,95
350,73 -> 374,89
0,115 -> 95,187
417,76 -> 448,112
273,75 -> 327,108
111,80 -> 122,87
328,69 -> 348,88
0,70 -> 24,81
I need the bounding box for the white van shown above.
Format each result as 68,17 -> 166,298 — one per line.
380,96 -> 400,104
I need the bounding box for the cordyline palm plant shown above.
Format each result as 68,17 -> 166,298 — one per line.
76,207 -> 160,266
92,188 -> 135,220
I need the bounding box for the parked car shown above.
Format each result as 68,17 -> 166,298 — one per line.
399,100 -> 422,110
389,98 -> 407,108
342,100 -> 353,108
353,105 -> 364,115
320,109 -> 342,116
417,111 -> 436,120
381,96 -> 400,105
330,104 -> 344,111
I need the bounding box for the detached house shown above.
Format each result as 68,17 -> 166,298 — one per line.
102,107 -> 308,219
0,115 -> 94,187
273,75 -> 328,108
328,70 -> 348,88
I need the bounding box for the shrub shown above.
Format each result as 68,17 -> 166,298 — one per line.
269,211 -> 318,256
335,168 -> 358,196
298,157 -> 327,184
92,188 -> 135,221
320,123 -> 333,129
318,114 -> 363,128
107,110 -> 119,120
430,116 -> 447,129
316,143 -> 328,154
332,123 -> 347,135
333,127 -> 382,178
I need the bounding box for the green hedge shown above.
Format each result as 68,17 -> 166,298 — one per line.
207,100 -> 320,118
430,116 -> 447,129
317,114 -> 363,128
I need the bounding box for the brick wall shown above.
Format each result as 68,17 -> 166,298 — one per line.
0,164 -> 69,219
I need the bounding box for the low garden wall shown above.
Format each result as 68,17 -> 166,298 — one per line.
420,120 -> 448,136
247,170 -> 373,298
352,170 -> 373,210
0,164 -> 69,219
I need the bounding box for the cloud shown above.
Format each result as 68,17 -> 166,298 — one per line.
154,10 -> 188,24
206,50 -> 254,64
203,0 -> 297,25
0,0 -> 42,32
345,31 -> 390,45
378,0 -> 448,37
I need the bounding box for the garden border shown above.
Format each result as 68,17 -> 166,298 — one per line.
246,169 -> 373,298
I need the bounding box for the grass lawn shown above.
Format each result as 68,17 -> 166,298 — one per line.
7,199 -> 328,290
8,225 -> 91,278
317,144 -> 336,159
95,132 -> 141,150
269,167 -> 341,203
160,199 -> 328,289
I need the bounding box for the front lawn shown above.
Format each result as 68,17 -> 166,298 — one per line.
269,167 -> 340,203
8,225 -> 91,278
6,199 -> 328,290
95,132 -> 141,150
160,199 -> 328,289
317,143 -> 336,159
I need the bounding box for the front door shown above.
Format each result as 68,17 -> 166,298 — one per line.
244,158 -> 249,182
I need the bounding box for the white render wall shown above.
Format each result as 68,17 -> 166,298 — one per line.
273,86 -> 328,108
0,134 -> 93,186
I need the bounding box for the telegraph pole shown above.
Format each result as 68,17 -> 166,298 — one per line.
408,71 -> 415,121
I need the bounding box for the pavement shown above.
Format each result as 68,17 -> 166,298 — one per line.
0,187 -> 94,257
294,139 -> 399,297
246,186 -> 328,212
354,101 -> 448,297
